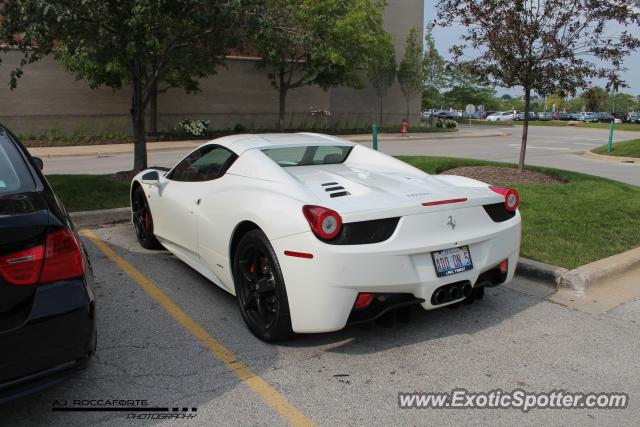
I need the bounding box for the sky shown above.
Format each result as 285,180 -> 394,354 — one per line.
423,1 -> 640,97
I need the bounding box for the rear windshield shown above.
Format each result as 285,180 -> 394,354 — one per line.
262,145 -> 352,167
0,135 -> 35,195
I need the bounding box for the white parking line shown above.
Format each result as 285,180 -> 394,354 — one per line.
572,142 -> 600,146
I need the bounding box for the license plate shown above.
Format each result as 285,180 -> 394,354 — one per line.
431,246 -> 473,277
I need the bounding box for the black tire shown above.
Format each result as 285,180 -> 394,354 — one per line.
131,186 -> 162,250
233,230 -> 293,342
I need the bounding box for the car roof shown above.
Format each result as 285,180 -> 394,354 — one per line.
202,133 -> 354,155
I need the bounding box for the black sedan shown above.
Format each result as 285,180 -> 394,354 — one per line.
0,125 -> 96,403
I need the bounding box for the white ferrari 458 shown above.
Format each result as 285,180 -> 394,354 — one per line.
131,133 -> 521,341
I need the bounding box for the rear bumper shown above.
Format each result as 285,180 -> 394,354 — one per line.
0,278 -> 96,404
272,208 -> 521,333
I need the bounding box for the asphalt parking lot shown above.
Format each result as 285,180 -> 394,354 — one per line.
2,223 -> 639,426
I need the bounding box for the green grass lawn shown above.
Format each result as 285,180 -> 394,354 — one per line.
47,175 -> 130,212
519,121 -> 640,132
400,156 -> 640,269
591,139 -> 640,158
47,159 -> 640,269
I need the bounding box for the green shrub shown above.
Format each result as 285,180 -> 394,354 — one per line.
175,119 -> 210,137
436,119 -> 457,129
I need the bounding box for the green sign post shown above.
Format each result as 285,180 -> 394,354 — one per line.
372,123 -> 378,151
608,120 -> 614,153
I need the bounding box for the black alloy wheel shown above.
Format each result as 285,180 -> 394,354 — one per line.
233,230 -> 293,342
132,186 -> 162,250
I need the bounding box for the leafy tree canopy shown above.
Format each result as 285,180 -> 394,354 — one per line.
398,27 -> 423,122
250,0 -> 387,130
436,0 -> 640,171
2,0 -> 246,169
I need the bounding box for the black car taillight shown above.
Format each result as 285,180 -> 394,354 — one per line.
40,229 -> 85,284
0,245 -> 44,286
0,228 -> 84,286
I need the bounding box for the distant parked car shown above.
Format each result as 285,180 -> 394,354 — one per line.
514,112 -> 537,121
537,112 -> 553,121
579,112 -> 599,123
442,110 -> 463,119
628,112 -> 640,124
486,111 -> 514,121
557,112 -> 573,121
596,112 -> 619,123
610,112 -> 627,123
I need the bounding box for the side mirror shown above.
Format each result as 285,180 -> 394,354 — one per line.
32,157 -> 44,171
141,170 -> 160,185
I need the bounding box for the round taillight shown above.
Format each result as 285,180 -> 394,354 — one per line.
504,189 -> 519,212
302,205 -> 343,240
490,186 -> 519,212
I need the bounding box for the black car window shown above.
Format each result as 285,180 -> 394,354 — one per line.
168,145 -> 237,182
262,145 -> 352,167
0,134 -> 35,195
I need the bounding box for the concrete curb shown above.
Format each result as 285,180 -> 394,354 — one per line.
516,258 -> 567,286
583,150 -> 638,163
70,207 -> 130,228
558,247 -> 640,294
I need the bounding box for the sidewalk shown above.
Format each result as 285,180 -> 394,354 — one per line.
28,128 -> 508,158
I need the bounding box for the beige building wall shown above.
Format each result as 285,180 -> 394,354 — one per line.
0,0 -> 423,135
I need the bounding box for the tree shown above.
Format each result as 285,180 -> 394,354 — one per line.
397,27 -> 423,124
442,63 -> 501,110
366,33 -> 396,127
251,0 -> 387,131
501,94 -> 512,101
436,0 -> 640,171
443,86 -> 500,110
581,87 -> 608,111
422,23 -> 445,113
2,0 -> 245,170
608,91 -> 635,113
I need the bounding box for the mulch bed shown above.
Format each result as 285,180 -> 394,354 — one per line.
442,166 -> 566,185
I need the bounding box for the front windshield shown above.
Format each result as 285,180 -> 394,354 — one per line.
262,145 -> 352,167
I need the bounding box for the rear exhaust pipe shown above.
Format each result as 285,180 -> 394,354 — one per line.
449,285 -> 462,300
434,289 -> 449,305
462,283 -> 472,298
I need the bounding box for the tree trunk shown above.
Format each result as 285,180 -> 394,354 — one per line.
131,78 -> 147,171
518,87 -> 531,173
149,81 -> 158,134
405,100 -> 410,126
277,68 -> 287,132
278,88 -> 287,132
378,95 -> 383,127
